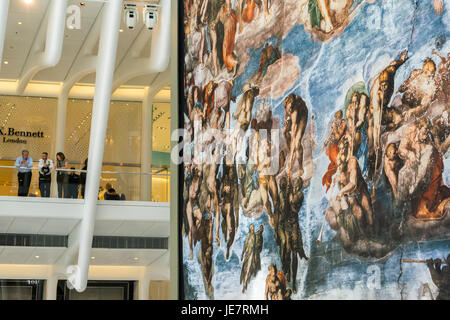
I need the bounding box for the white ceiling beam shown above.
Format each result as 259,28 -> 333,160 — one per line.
111,0 -> 170,92
147,250 -> 169,280
148,68 -> 170,95
0,79 -> 170,101
54,221 -> 82,269
0,0 -> 10,72
17,0 -> 68,94
61,4 -> 105,96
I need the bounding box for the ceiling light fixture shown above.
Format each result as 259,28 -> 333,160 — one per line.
18,21 -> 22,25
3,61 -> 8,65
24,0 -> 32,4
35,255 -> 39,259
133,257 -> 139,261
119,29 -> 123,33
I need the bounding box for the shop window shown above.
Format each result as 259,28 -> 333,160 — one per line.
0,280 -> 44,300
57,280 -> 135,300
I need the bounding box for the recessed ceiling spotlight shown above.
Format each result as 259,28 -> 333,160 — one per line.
24,0 -> 32,4
34,255 -> 39,259
3,61 -> 8,65
18,21 -> 22,25
91,256 -> 95,260
133,257 -> 139,261
119,29 -> 123,33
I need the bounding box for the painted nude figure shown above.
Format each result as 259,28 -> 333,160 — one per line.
336,140 -> 374,229
285,177 -> 308,293
240,224 -> 256,293
265,264 -> 288,300
221,164 -> 238,260
186,166 -> 203,260
399,58 -> 438,121
283,93 -> 308,179
369,50 -> 408,177
254,225 -> 264,275
199,211 -> 214,299
238,0 -> 271,31
427,255 -> 450,300
213,0 -> 238,75
308,0 -> 355,33
322,110 -> 347,192
232,85 -> 260,162
256,125 -> 279,229
431,112 -> 450,156
345,92 -> 368,157
397,118 -> 450,218
383,143 -> 402,199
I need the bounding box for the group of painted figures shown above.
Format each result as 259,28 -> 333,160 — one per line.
324,49 -> 449,255
183,0 -> 449,299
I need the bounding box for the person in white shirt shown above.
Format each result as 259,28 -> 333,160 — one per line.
38,152 -> 53,197
15,150 -> 33,197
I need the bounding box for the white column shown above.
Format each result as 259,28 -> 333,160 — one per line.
0,0 -> 10,72
140,87 -> 153,201
138,267 -> 151,300
45,273 -> 58,300
51,86 -> 69,197
66,0 -> 122,293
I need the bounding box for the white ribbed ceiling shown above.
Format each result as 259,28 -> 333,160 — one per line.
0,0 -> 165,87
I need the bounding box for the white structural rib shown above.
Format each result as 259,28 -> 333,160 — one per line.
111,0 -> 170,92
61,4 -> 105,92
0,0 -> 9,72
53,7 -> 104,156
66,0 -> 123,293
140,69 -> 170,201
16,0 -> 68,94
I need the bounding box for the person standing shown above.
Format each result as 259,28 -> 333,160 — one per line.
99,183 -> 112,200
15,150 -> 33,197
38,152 -> 53,198
79,158 -> 88,199
68,167 -> 80,199
56,152 -> 69,198
104,188 -> 121,200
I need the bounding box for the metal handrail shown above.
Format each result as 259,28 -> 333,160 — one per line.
0,166 -> 170,176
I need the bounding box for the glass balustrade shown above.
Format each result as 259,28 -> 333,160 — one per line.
0,160 -> 169,202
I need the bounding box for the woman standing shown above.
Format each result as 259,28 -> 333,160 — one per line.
56,152 -> 69,198
80,158 -> 88,199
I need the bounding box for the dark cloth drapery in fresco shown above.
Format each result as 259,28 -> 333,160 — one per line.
308,0 -> 323,29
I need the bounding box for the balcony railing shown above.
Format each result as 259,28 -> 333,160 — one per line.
0,163 -> 169,202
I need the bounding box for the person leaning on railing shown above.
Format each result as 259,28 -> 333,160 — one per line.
56,152 -> 70,198
38,152 -> 53,198
14,150 -> 33,197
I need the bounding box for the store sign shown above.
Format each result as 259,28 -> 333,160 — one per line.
0,128 -> 45,144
